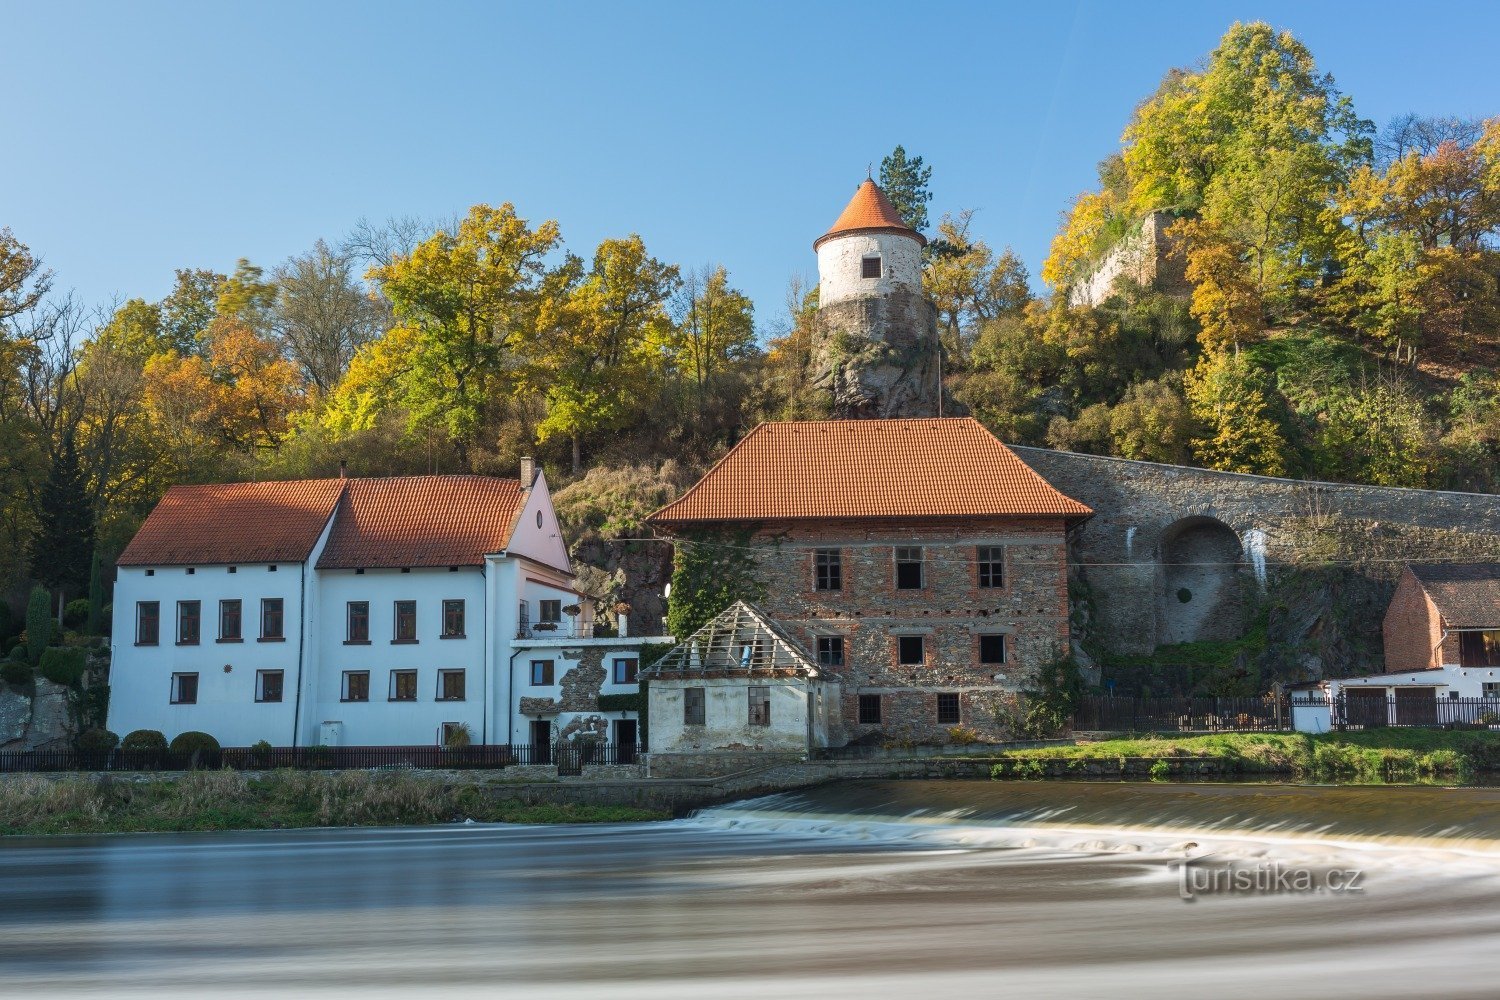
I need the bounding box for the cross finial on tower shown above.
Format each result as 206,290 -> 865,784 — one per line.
866,162 -> 873,181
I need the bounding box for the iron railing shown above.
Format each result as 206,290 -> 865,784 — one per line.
1293,694 -> 1500,730
1074,695 -> 1292,733
515,621 -> 615,640
0,743 -> 646,773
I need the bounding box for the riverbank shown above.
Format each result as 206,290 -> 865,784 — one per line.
990,730 -> 1500,781
0,769 -> 668,836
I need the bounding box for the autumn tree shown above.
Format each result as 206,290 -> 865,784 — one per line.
158,268 -> 226,356
272,240 -> 388,394
668,264 -> 756,433
358,204 -> 562,469
879,146 -> 933,234
528,235 -> 679,472
0,229 -> 52,325
924,211 -> 1031,364
1183,351 -> 1290,475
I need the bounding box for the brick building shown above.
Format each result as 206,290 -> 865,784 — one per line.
645,417 -> 1091,747
1383,563 -> 1500,672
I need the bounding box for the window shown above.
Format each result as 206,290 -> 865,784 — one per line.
393,600 -> 417,642
977,546 -> 1004,589
177,601 -> 200,645
260,598 -> 284,641
170,672 -> 198,704
814,549 -> 842,591
748,686 -> 771,726
613,658 -> 639,684
1484,682 -> 1500,699
347,601 -> 369,643
979,634 -> 1006,666
255,669 -> 284,703
897,634 -> 925,665
530,660 -> 555,686
342,671 -> 370,702
437,669 -> 466,701
937,693 -> 960,724
442,599 -> 466,638
136,601 -> 160,646
539,599 -> 562,624
817,635 -> 845,667
861,255 -> 881,279
858,694 -> 882,724
684,687 -> 706,726
895,546 -> 924,590
1460,630 -> 1500,668
389,670 -> 418,701
219,599 -> 242,641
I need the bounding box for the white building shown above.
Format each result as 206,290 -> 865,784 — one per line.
107,462 -> 667,749
643,601 -> 838,754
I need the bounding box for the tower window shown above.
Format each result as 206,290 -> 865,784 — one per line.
861,255 -> 882,279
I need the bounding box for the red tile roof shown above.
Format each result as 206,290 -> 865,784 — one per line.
648,418 -> 1092,528
119,475 -> 530,569
117,480 -> 346,566
317,476 -> 525,569
814,179 -> 927,250
1409,563 -> 1500,628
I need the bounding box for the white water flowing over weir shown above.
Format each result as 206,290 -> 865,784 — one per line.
4,781 -> 1500,1000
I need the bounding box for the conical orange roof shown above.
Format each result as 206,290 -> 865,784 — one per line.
814,179 -> 927,250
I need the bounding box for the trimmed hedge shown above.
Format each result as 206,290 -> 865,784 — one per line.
76,728 -> 120,752
168,731 -> 221,757
121,729 -> 168,752
38,647 -> 87,686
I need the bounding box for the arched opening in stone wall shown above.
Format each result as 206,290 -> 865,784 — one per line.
1157,516 -> 1245,646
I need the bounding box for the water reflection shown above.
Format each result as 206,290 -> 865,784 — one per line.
2,781 -> 1500,999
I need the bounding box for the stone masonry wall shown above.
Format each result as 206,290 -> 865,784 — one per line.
742,516 -> 1072,744
1012,446 -> 1500,679
813,290 -> 944,419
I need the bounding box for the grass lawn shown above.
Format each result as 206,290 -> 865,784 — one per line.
990,729 -> 1500,782
0,769 -> 669,836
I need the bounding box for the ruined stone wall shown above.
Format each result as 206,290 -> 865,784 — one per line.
740,516 -> 1072,743
812,290 -> 944,419
1067,211 -> 1189,308
1011,446 -> 1500,680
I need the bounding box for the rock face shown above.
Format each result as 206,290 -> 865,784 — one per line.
0,679 -> 74,750
813,291 -> 946,419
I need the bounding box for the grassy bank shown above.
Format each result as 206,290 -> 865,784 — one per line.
990,730 -> 1500,782
0,770 -> 668,836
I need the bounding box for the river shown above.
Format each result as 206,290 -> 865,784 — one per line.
4,780 -> 1500,998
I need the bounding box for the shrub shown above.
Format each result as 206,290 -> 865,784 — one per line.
1,660 -> 33,687
76,728 -> 120,753
169,731 -> 221,760
0,600 -> 11,642
121,729 -> 168,752
443,723 -> 474,749
63,599 -> 91,629
24,587 -> 51,666
38,647 -> 87,687
947,723 -> 983,745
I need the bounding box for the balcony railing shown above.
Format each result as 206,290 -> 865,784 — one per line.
515,620 -> 616,640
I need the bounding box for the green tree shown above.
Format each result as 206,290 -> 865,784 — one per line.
1183,351 -> 1291,475
529,235 -> 679,472
667,265 -> 756,433
30,435 -> 96,608
878,145 -> 933,234
0,228 -> 52,324
364,203 -> 562,469
159,268 -> 226,356
24,586 -> 51,664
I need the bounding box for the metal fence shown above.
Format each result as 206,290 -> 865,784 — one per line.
1074,695 -> 1291,733
1293,694 -> 1500,730
0,743 -> 645,774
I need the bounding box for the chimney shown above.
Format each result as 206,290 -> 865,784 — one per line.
520,456 -> 536,486
338,459 -> 347,479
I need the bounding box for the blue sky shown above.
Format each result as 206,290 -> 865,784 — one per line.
5,1 -> 1499,336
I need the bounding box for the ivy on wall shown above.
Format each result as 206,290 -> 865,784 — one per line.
664,529 -> 766,640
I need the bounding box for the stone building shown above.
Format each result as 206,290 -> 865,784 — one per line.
646,417 -> 1091,746
1066,211 -> 1190,308
811,179 -> 944,419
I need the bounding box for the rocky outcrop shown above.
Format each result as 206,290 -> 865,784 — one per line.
0,678 -> 74,750
813,291 -> 950,419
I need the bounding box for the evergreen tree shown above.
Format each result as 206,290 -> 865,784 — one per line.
30,436 -> 96,607
879,145 -> 934,234
25,586 -> 51,665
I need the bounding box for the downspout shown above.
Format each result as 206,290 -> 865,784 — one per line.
290,559 -> 308,748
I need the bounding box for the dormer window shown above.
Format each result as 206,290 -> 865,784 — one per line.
861,256 -> 882,279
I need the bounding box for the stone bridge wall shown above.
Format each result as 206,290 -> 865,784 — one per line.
1011,446 -> 1500,679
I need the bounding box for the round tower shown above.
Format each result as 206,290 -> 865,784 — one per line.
811,179 -> 944,419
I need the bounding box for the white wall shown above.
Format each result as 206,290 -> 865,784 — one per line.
649,676 -> 812,752
505,471 -> 572,572
108,562 -> 306,746
506,639 -> 650,744
312,567 -> 488,746
817,231 -> 924,308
